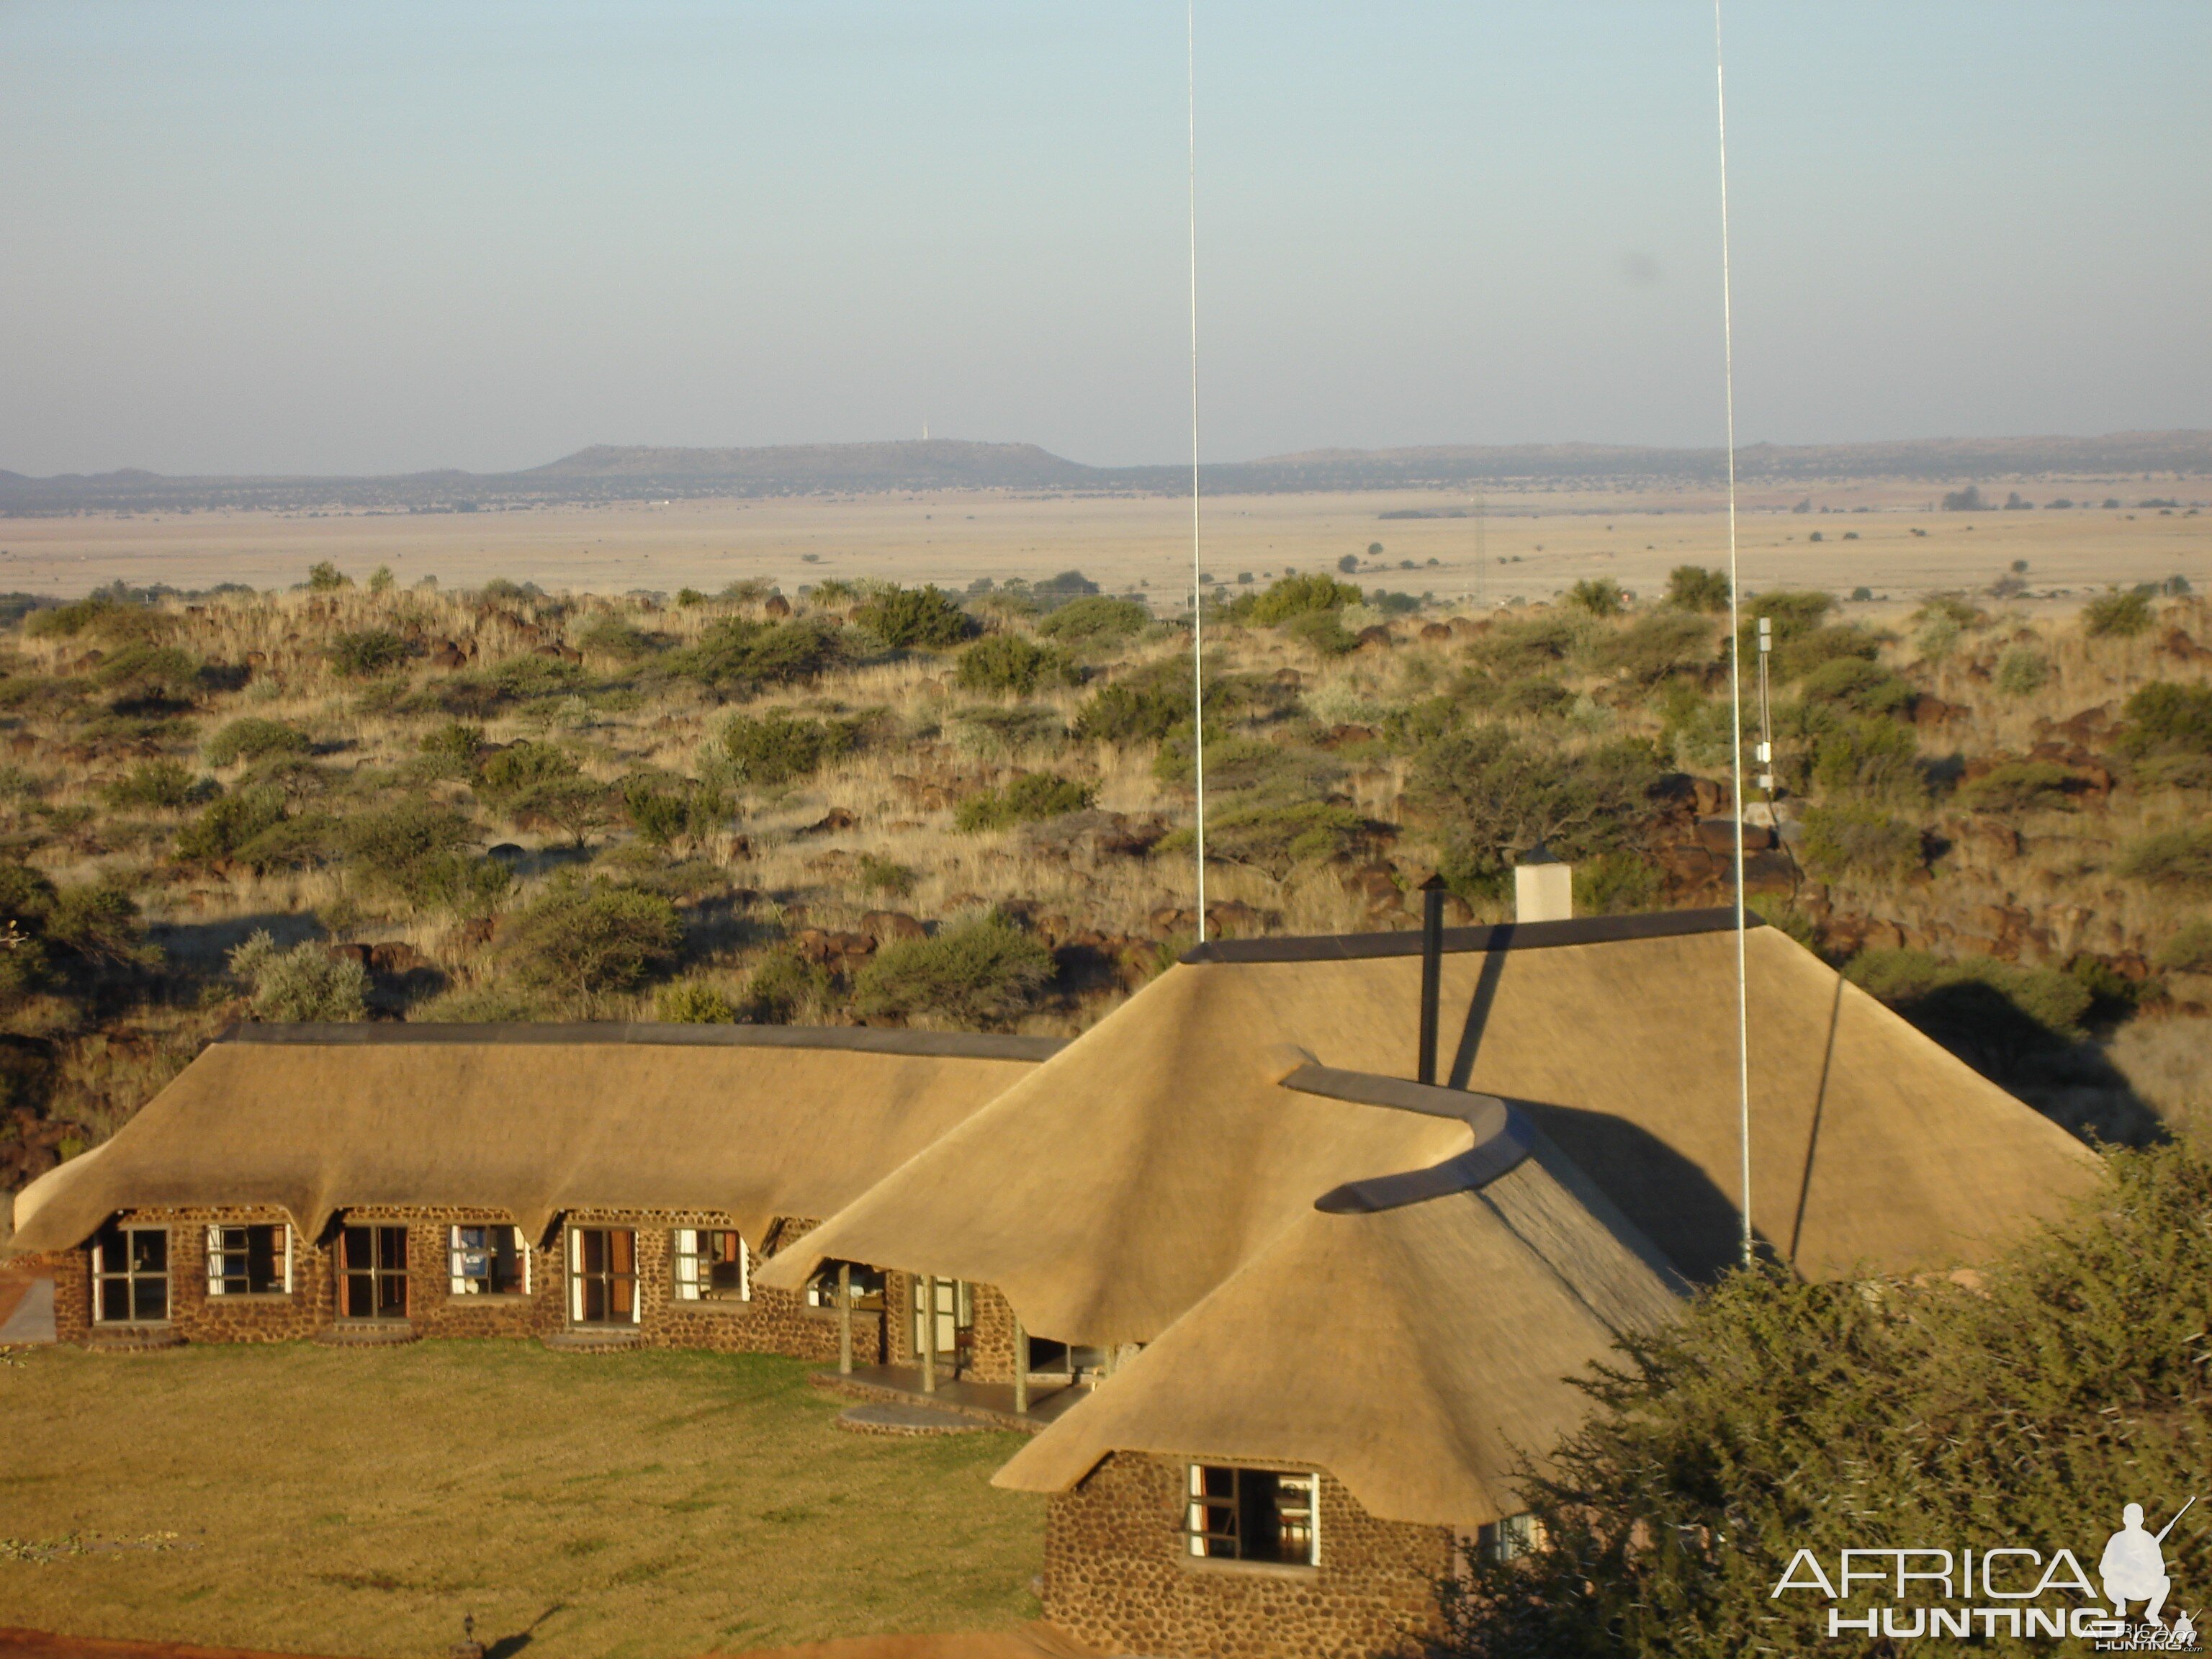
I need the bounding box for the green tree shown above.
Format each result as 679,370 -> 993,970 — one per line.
306,562 -> 352,592
1565,577 -> 1626,618
954,773 -> 1095,832
716,711 -> 860,788
327,629 -> 410,677
2082,588 -> 2154,638
856,583 -> 973,649
1230,573 -> 1361,626
228,930 -> 368,1022
1035,595 -> 1149,643
956,634 -> 1082,697
506,880 -> 683,997
1665,566 -> 1732,612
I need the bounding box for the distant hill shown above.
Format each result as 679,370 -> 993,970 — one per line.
4,431 -> 2206,513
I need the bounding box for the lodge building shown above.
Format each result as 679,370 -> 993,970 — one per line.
6,907 -> 2103,1659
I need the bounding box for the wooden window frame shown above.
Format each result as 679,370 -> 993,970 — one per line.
1184,1465 -> 1319,1566
448,1224 -> 530,1297
671,1228 -> 750,1303
567,1226 -> 639,1326
204,1223 -> 292,1298
91,1223 -> 170,1324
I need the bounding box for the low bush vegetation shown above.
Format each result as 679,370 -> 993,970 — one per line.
855,583 -> 972,649
2082,587 -> 2155,637
1798,802 -> 1922,881
504,879 -> 683,998
1955,760 -> 2077,814
852,914 -> 1055,1028
327,629 -> 410,677
205,716 -> 312,767
1035,595 -> 1149,644
1229,573 -> 1360,626
2115,824 -> 2212,891
956,634 -> 1082,697
228,930 -> 368,1022
716,711 -> 861,788
954,772 -> 1095,832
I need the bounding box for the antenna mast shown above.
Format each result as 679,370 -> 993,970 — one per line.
1187,0 -> 1208,942
1714,0 -> 1753,1270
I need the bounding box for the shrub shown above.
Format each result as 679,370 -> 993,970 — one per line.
2153,920 -> 2212,975
621,776 -> 728,850
858,853 -> 917,897
27,596 -> 173,644
415,721 -> 485,777
742,952 -> 833,1024
1794,657 -> 1912,715
506,880 -> 683,997
94,644 -> 200,703
99,760 -> 197,811
228,930 -> 368,1022
1784,704 -> 1924,803
2115,824 -> 2212,891
575,615 -> 662,662
1665,566 -> 1732,612
1955,760 -> 2077,813
855,584 -> 973,649
1163,799 -> 1367,880
1798,802 -> 1921,880
1565,577 -> 1626,618
1745,589 -> 1834,644
852,914 -> 1055,1028
1589,612 -> 1715,685
1768,622 -> 1879,681
1573,851 -> 1663,914
306,561 -> 352,592
328,629 -> 410,677
340,801 -> 475,902
2116,680 -> 2212,757
206,717 -> 311,768
655,979 -> 739,1023
1413,729 -> 1663,894
175,788 -> 290,864
1993,645 -> 2050,697
956,634 -> 1082,697
1284,609 -> 1357,656
2082,587 -> 2154,638
1228,573 -> 1361,626
673,616 -> 842,692
1071,670 -> 1191,746
717,711 -> 859,788
45,883 -> 153,968
1437,1146 -> 2211,1659
1035,595 -> 1149,643
475,741 -> 609,843
954,773 -> 1096,832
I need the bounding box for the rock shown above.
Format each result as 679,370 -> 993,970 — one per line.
1354,626 -> 1395,651
1691,777 -> 1727,817
860,911 -> 927,945
1320,724 -> 1379,749
1910,695 -> 1966,729
2158,626 -> 2212,663
1696,815 -> 1775,853
1340,863 -> 1406,919
1419,622 -> 1453,642
1272,667 -> 1303,688
1448,616 -> 1489,638
763,595 -> 793,618
800,807 -> 858,835
367,942 -> 429,976
487,843 -> 527,865
1204,900 -> 1265,938
429,644 -> 467,670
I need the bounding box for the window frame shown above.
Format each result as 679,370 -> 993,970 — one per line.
671,1228 -> 750,1303
338,1223 -> 410,1321
1184,1464 -> 1320,1568
91,1222 -> 170,1325
448,1224 -> 531,1297
204,1222 -> 292,1298
567,1226 -> 640,1326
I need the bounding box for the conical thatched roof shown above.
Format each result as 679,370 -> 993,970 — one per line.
8,1024 -> 1053,1254
993,1130 -> 1686,1527
760,914 -> 2100,1344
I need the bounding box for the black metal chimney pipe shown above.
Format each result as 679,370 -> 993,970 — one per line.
1418,875 -> 1447,1085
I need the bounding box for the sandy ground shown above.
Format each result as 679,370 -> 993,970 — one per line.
1,487 -> 2205,613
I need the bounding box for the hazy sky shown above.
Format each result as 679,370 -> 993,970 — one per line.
3,1 -> 2206,476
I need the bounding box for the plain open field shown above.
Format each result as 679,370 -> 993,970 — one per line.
2,488 -> 2205,613
0,1344 -> 1042,1658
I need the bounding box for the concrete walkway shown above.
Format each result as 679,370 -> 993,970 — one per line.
811,1364 -> 1088,1432
0,1271 -> 55,1344
714,1625 -> 1095,1659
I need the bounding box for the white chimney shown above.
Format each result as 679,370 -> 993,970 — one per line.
1514,845 -> 1572,923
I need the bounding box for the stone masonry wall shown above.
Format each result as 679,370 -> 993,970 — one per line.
882,1269 -> 1018,1382
50,1203 -> 873,1362
1042,1452 -> 1455,1659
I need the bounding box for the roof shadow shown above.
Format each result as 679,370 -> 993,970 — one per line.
1516,1100 -> 1753,1285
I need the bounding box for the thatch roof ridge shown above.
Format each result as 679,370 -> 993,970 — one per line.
1179,905 -> 1753,963
215,1021 -> 1064,1061
993,1131 -> 1689,1528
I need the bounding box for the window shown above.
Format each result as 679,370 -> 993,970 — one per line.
205,1223 -> 290,1296
911,1276 -> 973,1357
340,1224 -> 409,1320
92,1223 -> 168,1323
568,1227 -> 638,1325
1477,1513 -> 1539,1563
449,1225 -> 529,1296
1186,1465 -> 1318,1565
672,1229 -> 748,1301
805,1260 -> 884,1309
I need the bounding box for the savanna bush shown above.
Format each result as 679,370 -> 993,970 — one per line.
1589,611 -> 1715,685
1414,729 -> 1663,896
716,710 -> 860,788
1993,644 -> 2051,697
228,930 -> 368,1022
2153,920 -> 2212,975
327,629 -> 410,677
855,583 -> 973,649
954,772 -> 1095,832
1071,671 -> 1190,745
206,717 -> 312,768
99,760 -> 197,811
1035,595 -> 1149,643
1229,573 -> 1360,626
956,634 -> 1082,697
1955,760 -> 2077,814
1794,657 -> 1914,716
505,879 -> 683,997
1797,802 -> 1921,881
1565,577 -> 1626,618
674,616 -> 842,692
655,979 -> 739,1023
339,801 -> 476,903
1665,565 -> 1732,613
852,914 -> 1055,1028
2082,588 -> 2154,638
743,953 -> 833,1024
2115,824 -> 2212,892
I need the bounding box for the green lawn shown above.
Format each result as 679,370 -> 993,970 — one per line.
0,1341 -> 1043,1658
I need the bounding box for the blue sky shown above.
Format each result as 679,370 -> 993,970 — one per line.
1,1 -> 2205,475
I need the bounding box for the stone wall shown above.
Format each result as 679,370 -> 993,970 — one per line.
1041,1452 -> 1455,1659
882,1269 -> 1018,1382
46,1203 -> 873,1362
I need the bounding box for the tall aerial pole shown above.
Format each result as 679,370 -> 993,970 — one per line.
1187,0 -> 1208,941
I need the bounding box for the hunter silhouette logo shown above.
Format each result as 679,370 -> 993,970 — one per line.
2101,1499 -> 2194,1632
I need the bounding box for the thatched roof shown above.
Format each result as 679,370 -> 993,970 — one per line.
994,1129 -> 1686,1527
8,1024 -> 1053,1255
760,914 -> 2101,1342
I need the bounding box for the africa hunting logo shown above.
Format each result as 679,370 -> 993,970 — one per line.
1770,1498 -> 2200,1648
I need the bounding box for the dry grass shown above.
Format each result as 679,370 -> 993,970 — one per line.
0,1343 -> 1042,1658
